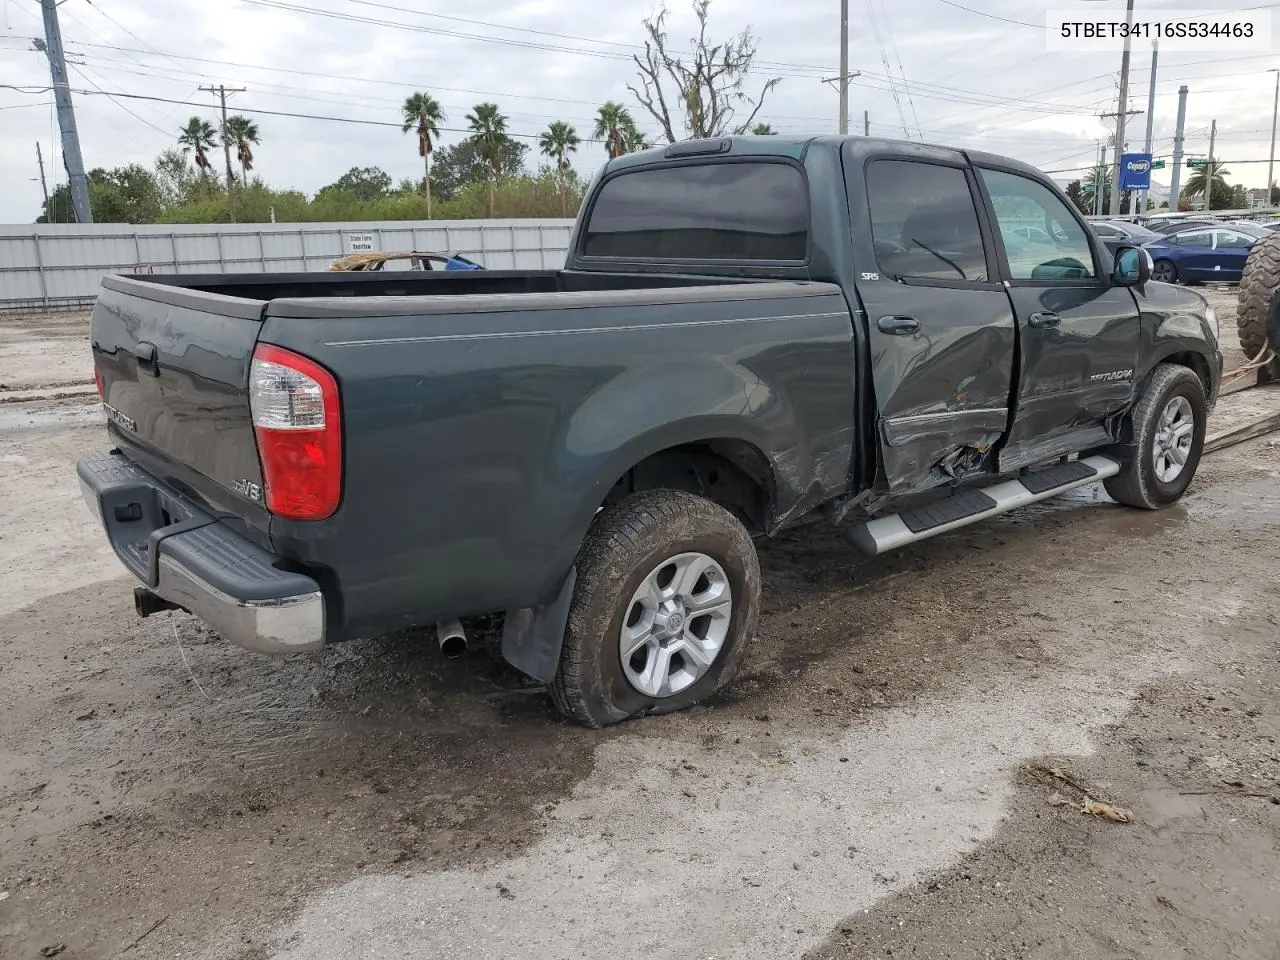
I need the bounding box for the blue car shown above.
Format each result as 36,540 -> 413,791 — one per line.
1144,224 -> 1263,284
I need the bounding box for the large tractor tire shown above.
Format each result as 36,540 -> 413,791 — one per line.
1238,231 -> 1280,361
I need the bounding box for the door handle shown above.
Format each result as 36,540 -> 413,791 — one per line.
877,315 -> 921,335
1028,311 -> 1061,329
133,341 -> 160,376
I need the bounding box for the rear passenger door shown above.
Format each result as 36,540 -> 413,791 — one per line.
975,166 -> 1141,470
850,155 -> 1018,495
1212,229 -> 1255,281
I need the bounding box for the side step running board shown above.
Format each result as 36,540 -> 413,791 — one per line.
846,455 -> 1120,557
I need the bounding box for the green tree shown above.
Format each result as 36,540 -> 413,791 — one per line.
1064,179 -> 1089,215
539,121 -> 581,215
402,92 -> 444,218
223,115 -> 260,186
1181,164 -> 1230,208
431,137 -> 528,202
751,122 -> 776,135
318,166 -> 393,201
38,165 -> 163,224
594,101 -> 639,159
467,102 -> 510,217
177,117 -> 218,178
629,0 -> 780,143
154,148 -> 196,207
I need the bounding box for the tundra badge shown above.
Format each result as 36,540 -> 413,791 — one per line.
102,402 -> 137,433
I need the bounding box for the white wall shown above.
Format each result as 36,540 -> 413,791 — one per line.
0,219 -> 577,309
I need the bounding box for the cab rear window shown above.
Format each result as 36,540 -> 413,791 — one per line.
581,161 -> 808,262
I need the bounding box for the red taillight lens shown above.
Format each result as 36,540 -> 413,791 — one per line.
94,366 -> 104,401
249,344 -> 342,520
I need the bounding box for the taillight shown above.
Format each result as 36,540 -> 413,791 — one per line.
94,366 -> 104,401
249,344 -> 342,520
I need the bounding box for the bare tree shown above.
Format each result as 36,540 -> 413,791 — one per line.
628,0 -> 780,144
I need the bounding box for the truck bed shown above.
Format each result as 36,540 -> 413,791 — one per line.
133,268 -> 762,303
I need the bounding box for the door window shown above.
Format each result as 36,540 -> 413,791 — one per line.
1092,223 -> 1122,238
1175,230 -> 1213,248
1214,229 -> 1255,249
865,161 -> 989,282
979,169 -> 1096,280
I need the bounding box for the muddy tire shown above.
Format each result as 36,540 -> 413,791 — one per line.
550,489 -> 761,728
1105,364 -> 1207,510
1238,230 -> 1280,360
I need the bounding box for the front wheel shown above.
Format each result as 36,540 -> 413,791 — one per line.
1151,259 -> 1179,284
1104,364 -> 1207,509
550,489 -> 761,728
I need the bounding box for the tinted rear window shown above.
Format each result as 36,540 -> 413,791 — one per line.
581,162 -> 808,261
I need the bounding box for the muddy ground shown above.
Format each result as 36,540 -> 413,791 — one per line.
1,297 -> 1278,960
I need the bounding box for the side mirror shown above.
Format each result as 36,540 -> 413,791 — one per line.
1112,245 -> 1151,286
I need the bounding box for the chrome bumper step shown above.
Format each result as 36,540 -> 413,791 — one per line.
846,455 -> 1121,557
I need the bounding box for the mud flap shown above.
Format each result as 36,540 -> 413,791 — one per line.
501,567 -> 577,684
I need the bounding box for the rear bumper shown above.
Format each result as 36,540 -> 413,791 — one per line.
77,450 -> 325,654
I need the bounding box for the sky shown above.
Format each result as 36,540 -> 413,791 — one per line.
0,0 -> 1277,223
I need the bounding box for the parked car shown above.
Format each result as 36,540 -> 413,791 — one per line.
77,136 -> 1222,726
1090,219 -> 1162,256
1145,218 -> 1218,235
1143,226 -> 1259,283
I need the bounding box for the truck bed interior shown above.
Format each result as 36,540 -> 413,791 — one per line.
132,269 -> 763,301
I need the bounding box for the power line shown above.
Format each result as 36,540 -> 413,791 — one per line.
930,0 -> 1040,29
5,83 -> 619,144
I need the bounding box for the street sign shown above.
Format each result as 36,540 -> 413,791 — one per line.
1119,153 -> 1152,190
1188,159 -> 1207,170
1150,159 -> 1166,170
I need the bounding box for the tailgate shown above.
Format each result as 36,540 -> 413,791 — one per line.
91,276 -> 268,524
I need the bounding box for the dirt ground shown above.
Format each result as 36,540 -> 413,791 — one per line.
1,298 -> 1278,960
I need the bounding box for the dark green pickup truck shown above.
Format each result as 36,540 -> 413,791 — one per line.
79,135 -> 1221,726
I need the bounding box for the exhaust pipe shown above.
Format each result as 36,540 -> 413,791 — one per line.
436,618 -> 467,658
134,586 -> 180,618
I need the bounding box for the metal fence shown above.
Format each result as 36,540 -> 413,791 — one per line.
0,219 -> 577,311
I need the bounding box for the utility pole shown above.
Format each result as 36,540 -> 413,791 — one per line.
200,84 -> 246,224
839,0 -> 849,135
34,142 -> 50,213
864,110 -> 870,137
1206,118 -> 1216,211
1169,85 -> 1187,209
1096,143 -> 1107,216
1141,42 -> 1158,214
1110,0 -> 1136,217
39,0 -> 92,224
1267,69 -> 1279,207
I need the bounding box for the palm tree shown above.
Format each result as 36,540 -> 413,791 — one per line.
177,117 -> 218,179
594,101 -> 637,159
402,92 -> 444,218
539,121 -> 580,215
751,123 -> 776,135
467,102 -> 508,217
621,124 -> 651,154
1181,164 -> 1231,208
223,115 -> 260,186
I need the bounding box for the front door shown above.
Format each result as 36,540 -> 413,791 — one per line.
851,156 -> 1017,494
1212,228 -> 1256,281
975,167 -> 1142,470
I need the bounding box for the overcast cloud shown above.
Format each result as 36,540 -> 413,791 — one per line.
0,0 -> 1276,222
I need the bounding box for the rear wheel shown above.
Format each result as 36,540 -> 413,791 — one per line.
1151,259 -> 1179,284
550,489 -> 761,728
1104,364 -> 1206,509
